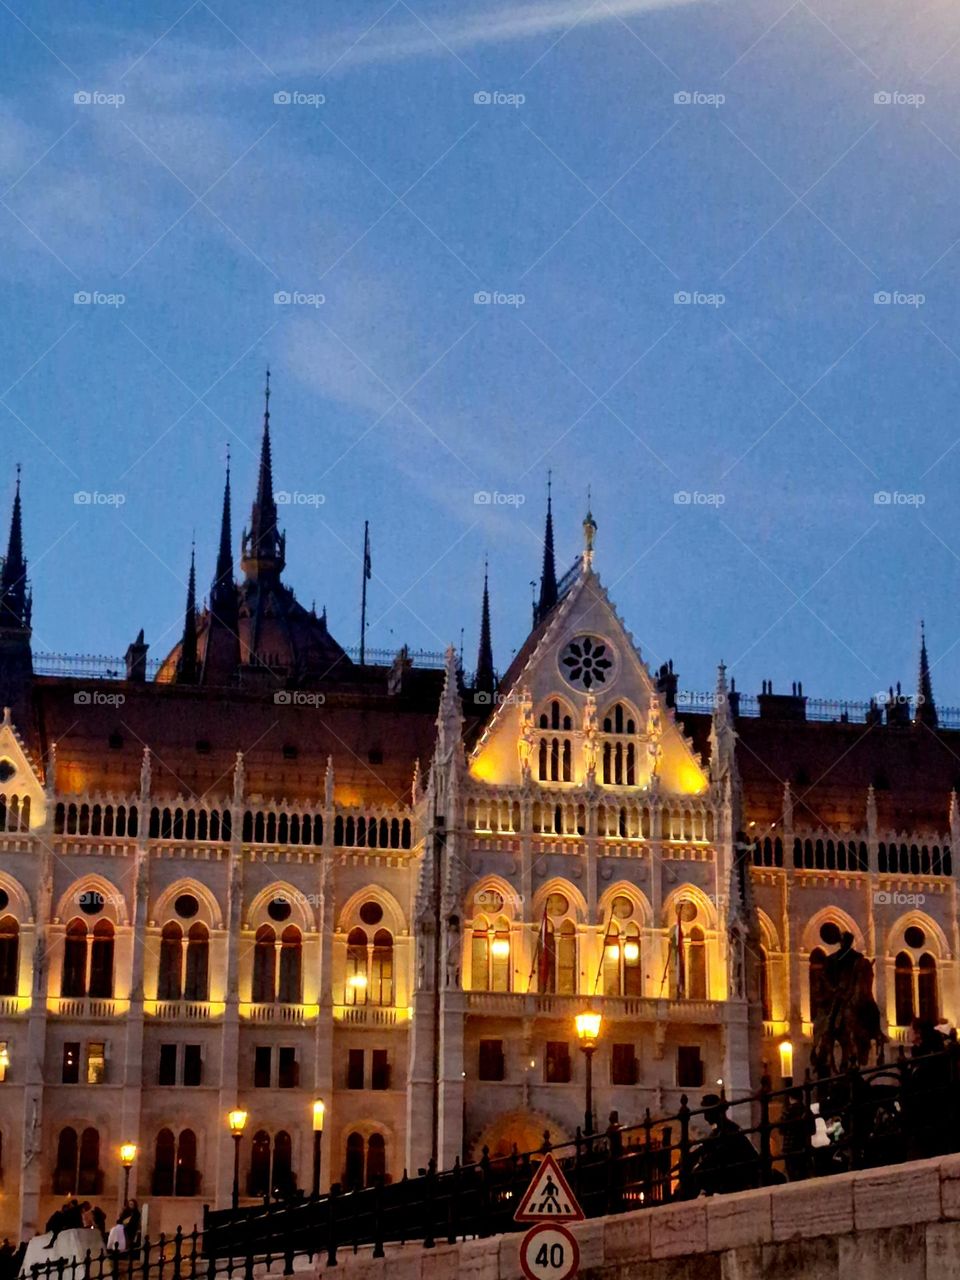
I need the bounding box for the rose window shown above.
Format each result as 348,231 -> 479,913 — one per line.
559,635 -> 614,690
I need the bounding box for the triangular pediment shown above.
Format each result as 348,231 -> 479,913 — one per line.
0,708 -> 47,828
469,569 -> 707,795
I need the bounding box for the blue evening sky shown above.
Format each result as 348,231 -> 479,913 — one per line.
3,0 -> 960,704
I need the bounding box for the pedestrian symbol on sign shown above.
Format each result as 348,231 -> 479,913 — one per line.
513,1154 -> 585,1223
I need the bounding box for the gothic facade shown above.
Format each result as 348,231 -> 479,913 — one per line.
0,392 -> 956,1238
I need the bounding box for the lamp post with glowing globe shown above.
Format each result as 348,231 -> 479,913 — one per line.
575,1010 -> 603,1136
228,1108 -> 247,1210
119,1143 -> 137,1204
312,1099 -> 325,1198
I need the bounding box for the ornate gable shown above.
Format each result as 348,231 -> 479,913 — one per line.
469,569 -> 707,796
0,707 -> 47,829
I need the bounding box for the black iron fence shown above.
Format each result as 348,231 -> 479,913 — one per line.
19,1044 -> 960,1280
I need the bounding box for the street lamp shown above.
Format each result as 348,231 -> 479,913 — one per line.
312,1099 -> 325,1198
228,1108 -> 247,1210
575,1010 -> 603,1137
778,1040 -> 794,1088
119,1143 -> 137,1204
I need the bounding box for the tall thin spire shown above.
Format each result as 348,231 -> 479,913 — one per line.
177,543 -> 198,683
212,449 -> 236,615
536,472 -> 557,624
475,558 -> 494,701
916,620 -> 938,728
0,465 -> 29,630
242,368 -> 285,579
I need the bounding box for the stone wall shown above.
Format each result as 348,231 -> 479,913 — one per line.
289,1154 -> 960,1279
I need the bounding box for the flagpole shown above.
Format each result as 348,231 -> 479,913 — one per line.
360,520 -> 369,665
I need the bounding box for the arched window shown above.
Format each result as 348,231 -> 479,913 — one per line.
54,1127 -> 79,1194
157,922 -> 183,1000
759,946 -> 772,1021
808,948 -> 827,1019
0,916 -> 18,996
895,952 -> 914,1026
919,954 -> 939,1023
272,1131 -> 294,1198
62,919 -> 87,997
601,922 -> 642,997
278,927 -> 302,1004
371,929 -> 394,1005
367,1133 -> 386,1185
537,702 -> 574,783
601,704 -> 638,785
686,927 -> 706,1000
249,1130 -> 271,1197
185,923 -> 209,1001
346,927 -> 367,1006
470,915 -> 510,992
89,921 -> 114,999
549,921 -> 577,995
77,1126 -> 101,1195
152,1129 -> 175,1195
175,1129 -> 198,1196
252,925 -> 276,1003
344,1132 -> 365,1192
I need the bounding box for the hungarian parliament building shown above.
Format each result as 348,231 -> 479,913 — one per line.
0,390 -> 955,1239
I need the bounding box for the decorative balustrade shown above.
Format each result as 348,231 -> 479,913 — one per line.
333,808 -> 413,851
332,1005 -> 405,1026
0,996 -> 27,1016
146,999 -> 221,1021
48,997 -> 126,1018
239,1001 -> 319,1024
465,991 -> 723,1021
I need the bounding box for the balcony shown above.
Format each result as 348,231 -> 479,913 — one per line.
332,1005 -> 408,1027
48,997 -> 128,1019
239,1002 -> 319,1025
145,1000 -> 224,1022
0,996 -> 29,1017
466,992 -> 724,1022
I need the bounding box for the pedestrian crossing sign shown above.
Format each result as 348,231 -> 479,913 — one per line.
514,1153 -> 585,1222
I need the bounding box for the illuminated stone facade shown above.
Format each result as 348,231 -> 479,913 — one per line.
0,411 -> 957,1238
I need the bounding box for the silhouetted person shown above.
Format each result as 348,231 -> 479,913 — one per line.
779,1089 -> 814,1181
686,1095 -> 760,1196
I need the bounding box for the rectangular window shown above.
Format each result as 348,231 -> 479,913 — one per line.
278,1046 -> 299,1089
371,1049 -> 390,1090
158,1043 -> 177,1087
347,1048 -> 364,1090
62,1042 -> 81,1085
86,1042 -> 106,1084
611,1043 -> 637,1086
544,1041 -> 571,1084
183,1044 -> 203,1086
677,1045 -> 704,1089
254,1046 -> 272,1088
478,1039 -> 505,1081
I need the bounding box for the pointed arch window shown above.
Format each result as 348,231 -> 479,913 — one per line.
278,926 -> 302,1004
54,1127 -> 79,1195
537,701 -> 574,783
249,1130 -> 271,1197
175,1130 -> 198,1196
77,1126 -> 101,1195
343,1132 -> 386,1190
808,947 -> 827,1020
371,929 -> 393,1005
759,946 -> 772,1021
0,916 -> 18,996
346,927 -> 367,1006
895,951 -> 914,1026
185,923 -> 209,1001
344,1133 -> 364,1192
62,919 -> 87,997
471,916 -> 510,992
918,954 -> 938,1022
685,926 -> 706,1000
89,921 -> 114,999
601,922 -> 642,997
252,925 -> 276,1003
153,1128 -> 175,1195
158,922 -> 183,1000
601,704 -> 638,785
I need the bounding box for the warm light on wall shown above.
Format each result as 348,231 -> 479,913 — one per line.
490,938 -> 510,958
120,1143 -> 137,1168
574,1011 -> 602,1049
0,1042 -> 8,1082
778,1040 -> 793,1080
623,941 -> 640,963
228,1108 -> 248,1135
605,944 -> 619,960
312,1099 -> 325,1133
348,973 -> 368,989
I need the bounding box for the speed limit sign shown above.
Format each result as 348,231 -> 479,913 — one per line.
519,1224 -> 580,1280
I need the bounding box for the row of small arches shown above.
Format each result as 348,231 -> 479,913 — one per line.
750,836 -> 952,875
0,794 -> 30,833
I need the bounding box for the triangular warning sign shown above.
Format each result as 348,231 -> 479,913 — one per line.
513,1153 -> 585,1222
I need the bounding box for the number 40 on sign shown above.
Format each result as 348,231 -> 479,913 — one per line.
519,1224 -> 580,1280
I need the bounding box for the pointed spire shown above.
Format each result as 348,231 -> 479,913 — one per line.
916,620 -> 938,728
0,466 -> 29,630
709,661 -> 739,791
535,472 -> 557,624
177,543 -> 198,683
582,486 -> 597,570
212,449 -> 236,614
475,558 -> 494,701
436,644 -> 465,764
242,368 -> 285,580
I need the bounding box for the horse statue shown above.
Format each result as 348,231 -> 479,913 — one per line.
811,927 -> 886,1077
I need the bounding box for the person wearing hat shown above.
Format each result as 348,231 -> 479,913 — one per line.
685,1093 -> 760,1197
